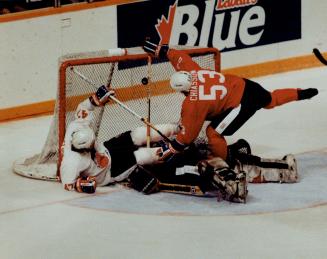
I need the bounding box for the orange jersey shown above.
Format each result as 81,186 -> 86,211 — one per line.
167,49 -> 246,146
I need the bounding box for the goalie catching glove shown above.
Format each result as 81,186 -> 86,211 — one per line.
143,38 -> 169,59
89,85 -> 115,107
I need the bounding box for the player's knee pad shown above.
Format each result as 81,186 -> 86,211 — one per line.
127,165 -> 160,194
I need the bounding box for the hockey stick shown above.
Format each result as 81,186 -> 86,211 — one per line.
158,182 -> 205,196
109,95 -> 172,143
143,55 -> 152,148
120,181 -> 205,196
71,68 -> 172,143
146,57 -> 152,148
313,48 -> 327,65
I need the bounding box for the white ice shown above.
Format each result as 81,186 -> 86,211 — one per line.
1,67 -> 327,259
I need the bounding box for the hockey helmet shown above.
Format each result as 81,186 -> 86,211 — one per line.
170,71 -> 192,92
71,126 -> 95,150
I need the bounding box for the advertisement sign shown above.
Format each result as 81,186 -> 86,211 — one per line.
117,0 -> 301,52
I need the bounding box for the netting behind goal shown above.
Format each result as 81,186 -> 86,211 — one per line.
13,46 -> 220,181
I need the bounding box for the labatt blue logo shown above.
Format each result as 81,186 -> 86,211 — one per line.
155,0 -> 264,51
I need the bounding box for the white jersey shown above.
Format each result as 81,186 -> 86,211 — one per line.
60,99 -> 112,188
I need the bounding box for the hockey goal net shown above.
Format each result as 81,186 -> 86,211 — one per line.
13,46 -> 220,181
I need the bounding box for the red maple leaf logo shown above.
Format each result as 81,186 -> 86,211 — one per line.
155,2 -> 177,45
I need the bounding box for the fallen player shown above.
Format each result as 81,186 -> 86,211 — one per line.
60,97 -> 179,193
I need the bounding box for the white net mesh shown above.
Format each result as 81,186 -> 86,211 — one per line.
13,47 -> 220,181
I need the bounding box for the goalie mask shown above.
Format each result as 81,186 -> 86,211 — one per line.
170,71 -> 192,92
71,126 -> 95,150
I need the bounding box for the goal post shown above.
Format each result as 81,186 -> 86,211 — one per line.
13,46 -> 221,181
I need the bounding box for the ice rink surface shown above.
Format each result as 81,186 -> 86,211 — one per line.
1,67 -> 327,259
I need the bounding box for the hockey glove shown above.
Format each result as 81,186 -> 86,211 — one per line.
75,176 -> 97,193
143,39 -> 169,59
157,140 -> 179,163
89,85 -> 115,106
128,165 -> 160,194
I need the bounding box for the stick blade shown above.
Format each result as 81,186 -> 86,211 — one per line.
313,48 -> 327,65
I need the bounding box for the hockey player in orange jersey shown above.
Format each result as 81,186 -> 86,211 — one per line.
143,40 -> 318,165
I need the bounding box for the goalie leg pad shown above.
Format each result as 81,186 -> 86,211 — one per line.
198,157 -> 248,203
280,154 -> 298,183
127,165 -> 160,194
237,154 -> 298,183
